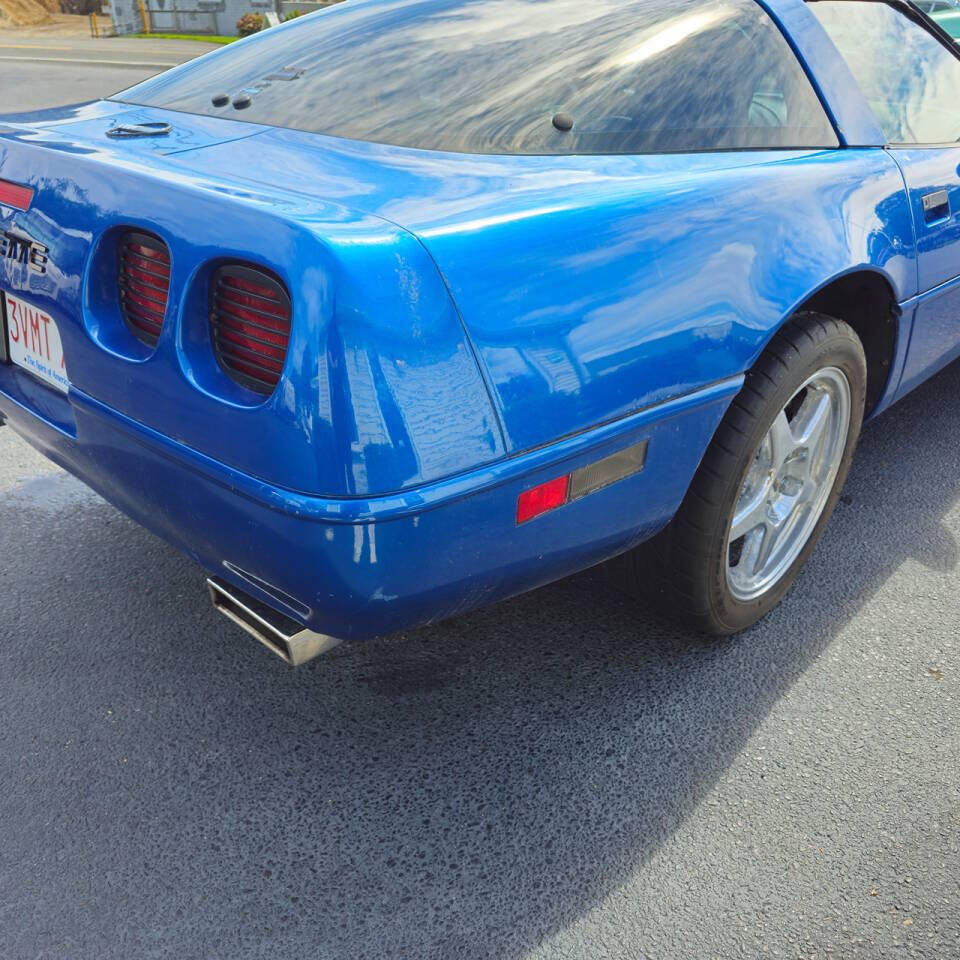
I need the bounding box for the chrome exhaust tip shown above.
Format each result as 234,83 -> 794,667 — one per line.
207,577 -> 341,666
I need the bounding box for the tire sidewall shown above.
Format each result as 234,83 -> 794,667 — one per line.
706,320 -> 866,632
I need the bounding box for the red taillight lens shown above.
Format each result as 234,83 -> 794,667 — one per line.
0,178 -> 33,211
516,474 -> 570,524
118,231 -> 171,348
210,264 -> 291,396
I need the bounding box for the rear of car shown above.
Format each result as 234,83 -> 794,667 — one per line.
0,94 -> 744,642
0,0 -> 922,655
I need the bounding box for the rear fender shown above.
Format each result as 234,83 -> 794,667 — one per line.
414,148 -> 917,452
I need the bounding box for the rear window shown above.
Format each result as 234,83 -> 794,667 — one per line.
116,0 -> 838,155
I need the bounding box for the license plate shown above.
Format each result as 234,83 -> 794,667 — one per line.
1,290 -> 69,394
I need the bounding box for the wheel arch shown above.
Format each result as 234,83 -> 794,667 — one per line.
773,268 -> 901,417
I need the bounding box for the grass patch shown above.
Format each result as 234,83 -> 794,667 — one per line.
132,32 -> 236,43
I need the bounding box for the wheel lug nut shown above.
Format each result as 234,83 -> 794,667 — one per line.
778,476 -> 802,496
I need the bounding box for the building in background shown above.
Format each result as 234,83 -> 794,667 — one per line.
104,0 -> 336,36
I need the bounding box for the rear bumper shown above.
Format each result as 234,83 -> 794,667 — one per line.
0,364 -> 741,640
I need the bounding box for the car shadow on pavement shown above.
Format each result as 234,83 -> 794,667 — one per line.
1,362 -> 958,960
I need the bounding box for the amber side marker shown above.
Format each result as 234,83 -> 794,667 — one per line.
516,440 -> 649,524
0,179 -> 33,211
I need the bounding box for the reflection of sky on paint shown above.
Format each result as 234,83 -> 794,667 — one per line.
118,0 -> 835,155
812,1 -> 960,143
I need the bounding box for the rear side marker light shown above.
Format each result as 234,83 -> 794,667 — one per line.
516,440 -> 649,524
516,475 -> 569,525
210,263 -> 292,396
118,230 -> 171,348
0,178 -> 33,211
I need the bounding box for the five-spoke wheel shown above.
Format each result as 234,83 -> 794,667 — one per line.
726,367 -> 851,601
624,312 -> 867,634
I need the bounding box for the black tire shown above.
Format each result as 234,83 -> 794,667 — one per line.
627,311 -> 867,634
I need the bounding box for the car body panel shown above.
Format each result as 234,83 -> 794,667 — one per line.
164,126 -> 917,452
0,102 -> 505,497
889,142 -> 960,396
0,0 -> 956,640
409,148 -> 916,451
1,357 -> 740,638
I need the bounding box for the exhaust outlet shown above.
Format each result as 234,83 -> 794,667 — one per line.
207,577 -> 341,666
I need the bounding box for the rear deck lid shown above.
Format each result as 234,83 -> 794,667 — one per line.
0,99 -> 269,157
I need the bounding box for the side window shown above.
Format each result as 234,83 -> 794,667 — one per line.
810,0 -> 960,143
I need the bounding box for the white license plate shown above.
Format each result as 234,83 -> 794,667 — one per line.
2,290 -> 69,394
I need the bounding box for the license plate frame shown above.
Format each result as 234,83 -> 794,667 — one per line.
0,289 -> 69,394
0,288 -> 8,365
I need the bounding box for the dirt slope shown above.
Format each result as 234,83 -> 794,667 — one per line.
0,0 -> 58,27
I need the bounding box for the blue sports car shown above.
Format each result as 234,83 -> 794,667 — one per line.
0,0 -> 957,664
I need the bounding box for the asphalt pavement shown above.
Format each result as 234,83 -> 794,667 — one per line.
0,49 -> 958,960
0,35 -> 220,110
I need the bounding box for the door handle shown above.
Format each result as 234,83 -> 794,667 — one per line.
922,189 -> 950,223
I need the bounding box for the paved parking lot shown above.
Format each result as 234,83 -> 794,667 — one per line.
1,46 -> 958,960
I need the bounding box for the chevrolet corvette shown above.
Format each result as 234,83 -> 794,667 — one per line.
1,0 -> 957,663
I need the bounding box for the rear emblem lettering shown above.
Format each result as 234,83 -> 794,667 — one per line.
0,229 -> 48,274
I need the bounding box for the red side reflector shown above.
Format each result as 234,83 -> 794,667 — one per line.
0,179 -> 33,211
516,474 -> 570,524
515,440 -> 650,525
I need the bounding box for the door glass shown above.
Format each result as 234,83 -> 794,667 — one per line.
810,0 -> 960,143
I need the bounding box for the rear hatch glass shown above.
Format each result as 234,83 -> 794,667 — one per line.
113,0 -> 838,155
